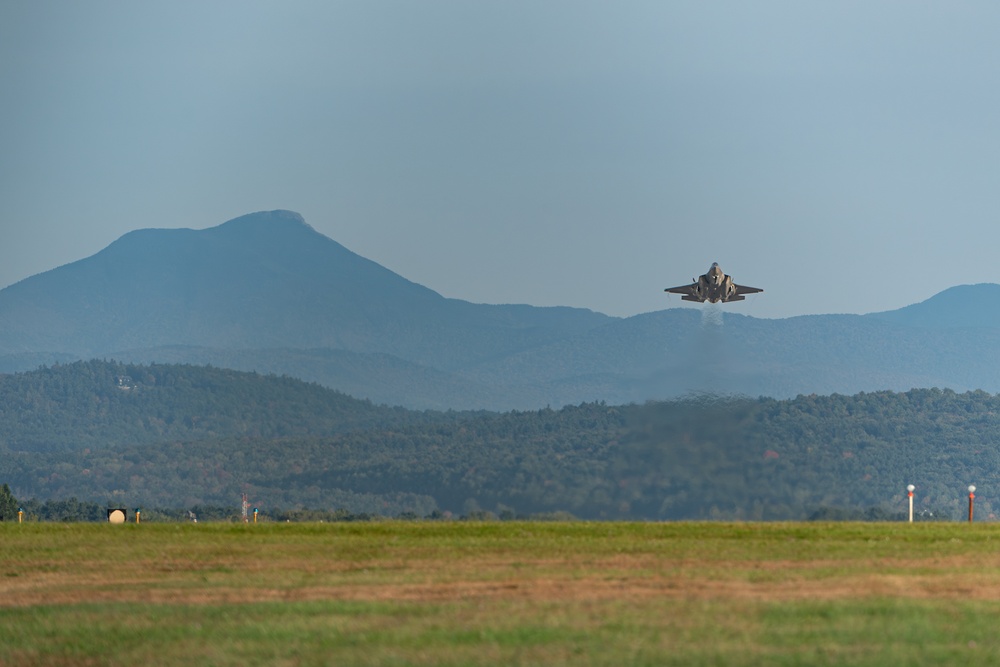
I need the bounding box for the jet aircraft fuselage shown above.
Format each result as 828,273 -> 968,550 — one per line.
664,263 -> 762,303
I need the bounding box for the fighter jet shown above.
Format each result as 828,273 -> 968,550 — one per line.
664,263 -> 763,303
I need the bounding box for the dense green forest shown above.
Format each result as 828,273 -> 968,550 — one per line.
0,360 -> 467,452
2,361 -> 1000,520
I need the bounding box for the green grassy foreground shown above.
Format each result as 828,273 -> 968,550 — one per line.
3,521 -> 1000,666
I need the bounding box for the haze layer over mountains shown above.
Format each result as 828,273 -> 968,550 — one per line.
2,210 -> 999,410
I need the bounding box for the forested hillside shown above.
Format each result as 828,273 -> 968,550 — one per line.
3,362 -> 1000,520
0,360 -> 463,452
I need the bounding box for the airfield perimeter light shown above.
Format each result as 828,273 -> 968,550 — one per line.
968,486 -> 977,523
907,485 -> 915,523
17,507 -> 23,524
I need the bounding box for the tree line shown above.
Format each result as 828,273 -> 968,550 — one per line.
3,362 -> 1000,520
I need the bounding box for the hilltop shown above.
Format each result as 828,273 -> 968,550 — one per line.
0,360 -> 462,453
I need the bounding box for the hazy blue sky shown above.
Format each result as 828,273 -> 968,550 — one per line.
3,1 -> 999,319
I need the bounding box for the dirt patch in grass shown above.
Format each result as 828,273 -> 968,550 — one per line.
6,523 -> 1000,610
5,555 -> 1000,608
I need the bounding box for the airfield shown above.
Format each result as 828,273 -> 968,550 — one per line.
3,521 -> 1000,666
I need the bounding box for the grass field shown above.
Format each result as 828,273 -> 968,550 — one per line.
3,521 -> 1000,666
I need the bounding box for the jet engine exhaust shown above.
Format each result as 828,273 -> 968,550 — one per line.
701,304 -> 723,330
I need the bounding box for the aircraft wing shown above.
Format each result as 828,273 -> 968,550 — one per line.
721,283 -> 763,302
733,283 -> 763,296
664,283 -> 704,302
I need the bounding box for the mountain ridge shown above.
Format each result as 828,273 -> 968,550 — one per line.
0,210 -> 611,374
866,283 -> 1000,330
3,210 -> 1000,409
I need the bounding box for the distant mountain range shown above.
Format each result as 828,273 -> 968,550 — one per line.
3,210 -> 1000,409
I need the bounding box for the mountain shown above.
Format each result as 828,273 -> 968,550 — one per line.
0,211 -> 613,407
866,283 -> 1000,330
4,210 -> 1000,409
0,210 -> 610,370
